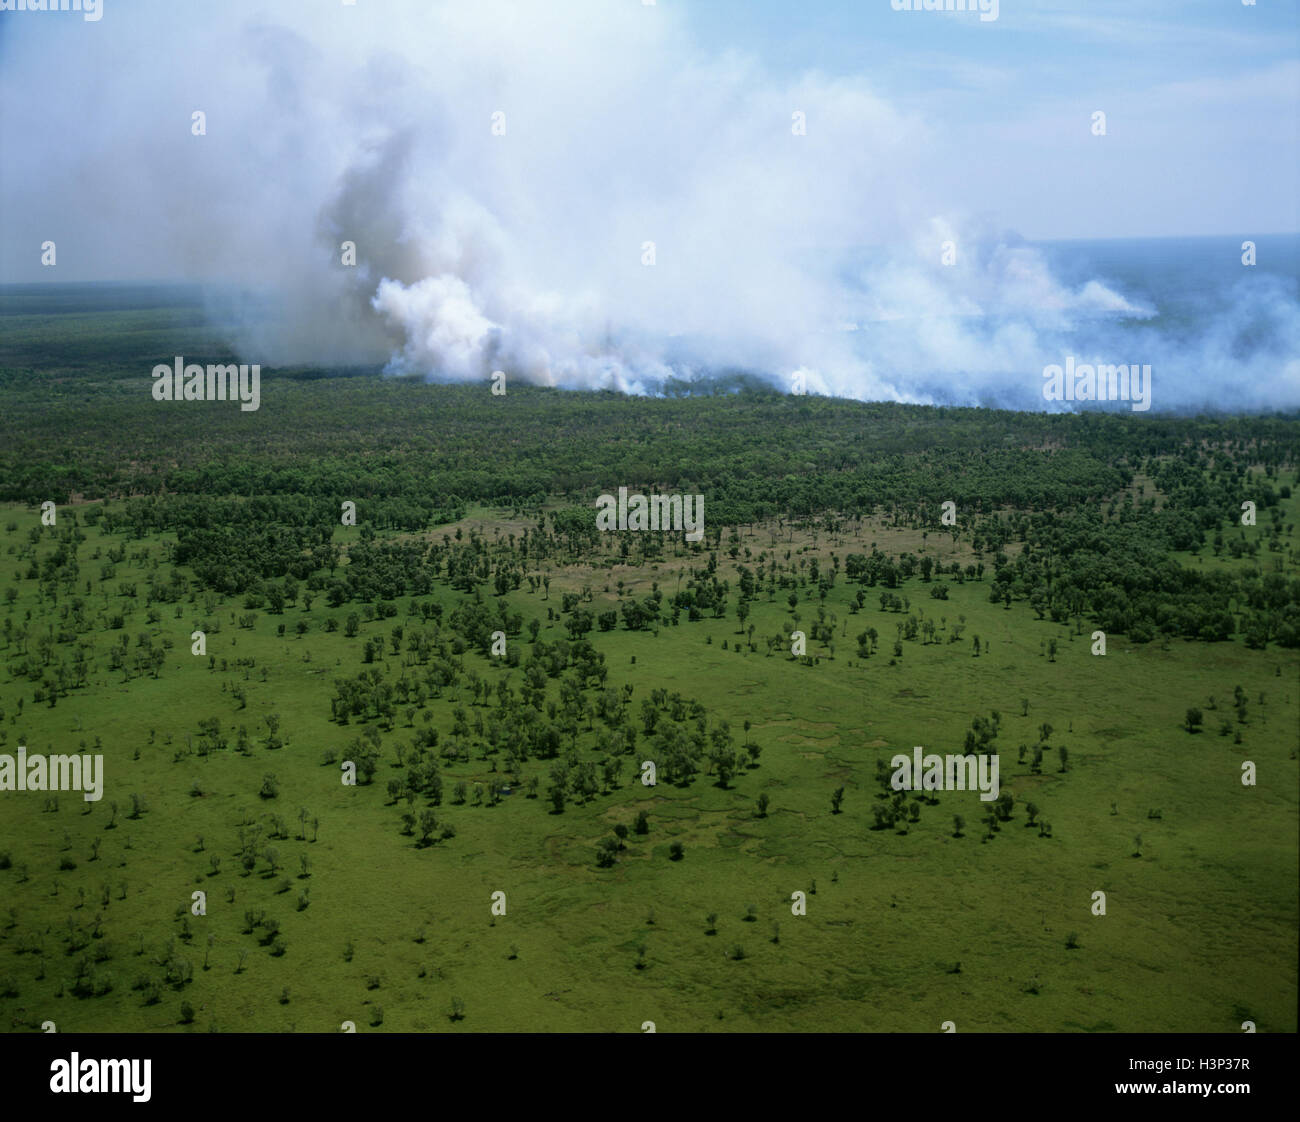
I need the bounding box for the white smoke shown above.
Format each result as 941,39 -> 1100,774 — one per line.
1,0 -> 1294,410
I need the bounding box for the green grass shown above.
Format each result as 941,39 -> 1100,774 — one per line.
0,498 -> 1295,1033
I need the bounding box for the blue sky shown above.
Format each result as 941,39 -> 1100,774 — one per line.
688,0 -> 1298,88
683,0 -> 1299,240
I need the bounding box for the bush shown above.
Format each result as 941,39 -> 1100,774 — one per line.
669,841 -> 684,861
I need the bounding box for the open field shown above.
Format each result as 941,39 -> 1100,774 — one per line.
0,477 -> 1294,1033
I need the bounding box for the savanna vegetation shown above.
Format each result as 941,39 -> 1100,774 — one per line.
0,285 -> 1295,1032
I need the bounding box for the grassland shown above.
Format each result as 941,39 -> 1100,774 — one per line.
0,484 -> 1294,1033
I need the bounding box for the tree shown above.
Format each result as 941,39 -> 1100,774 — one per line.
634,810 -> 649,835
952,814 -> 964,837
595,837 -> 620,868
548,784 -> 566,814
1233,685 -> 1248,723
757,792 -> 769,817
711,745 -> 737,788
418,809 -> 438,845
669,841 -> 684,861
1184,708 -> 1203,733
831,786 -> 844,814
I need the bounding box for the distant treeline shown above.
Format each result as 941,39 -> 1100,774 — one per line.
2,371 -> 1295,517
1,293 -> 1296,648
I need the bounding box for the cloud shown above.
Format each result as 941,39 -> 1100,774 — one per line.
1,0 -> 1295,412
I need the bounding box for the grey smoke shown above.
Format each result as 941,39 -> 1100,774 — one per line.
1,0 -> 1295,410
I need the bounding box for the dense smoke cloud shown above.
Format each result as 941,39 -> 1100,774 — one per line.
1,0 -> 1295,410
